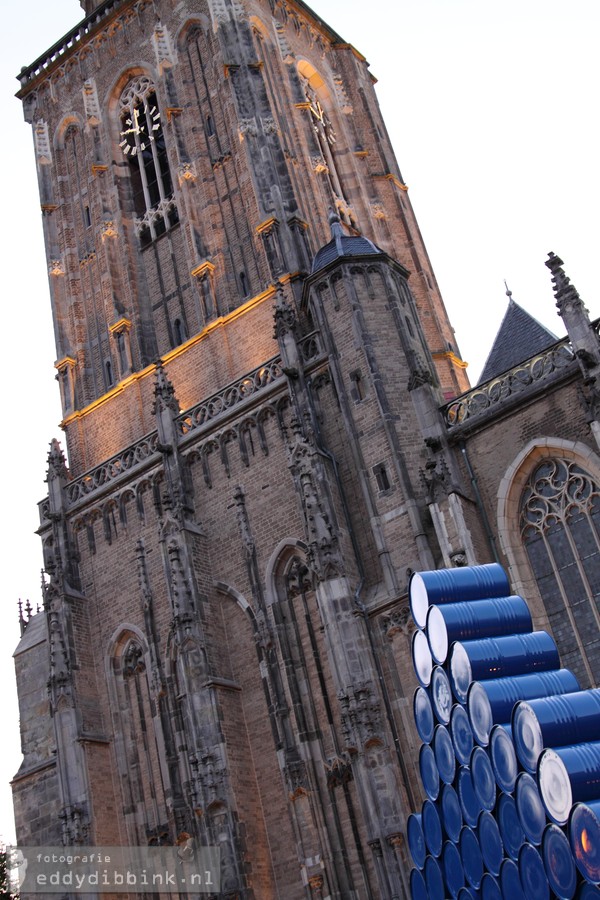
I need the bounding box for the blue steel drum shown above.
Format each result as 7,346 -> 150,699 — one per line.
458,888 -> 482,900
410,867 -> 428,900
422,797 -> 443,857
569,798 -> 600,885
481,872 -> 503,900
444,839 -> 466,899
419,743 -> 440,800
441,783 -> 464,843
426,595 -> 532,665
542,823 -> 577,900
515,772 -> 547,846
458,765 -> 482,828
497,792 -> 526,860
425,854 -> 446,900
451,703 -> 475,765
470,745 -> 496,812
478,810 -> 504,877
513,688 -> 600,775
412,629 -> 433,688
490,724 -> 518,794
431,665 -> 454,725
434,723 -> 457,784
413,686 -> 435,744
538,742 -> 600,826
466,670 -> 580,745
518,842 -> 550,900
499,858 -> 526,900
449,631 -> 561,704
460,825 -> 484,889
407,811 -> 426,870
409,563 -> 511,630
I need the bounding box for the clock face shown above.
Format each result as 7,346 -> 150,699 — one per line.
119,103 -> 161,156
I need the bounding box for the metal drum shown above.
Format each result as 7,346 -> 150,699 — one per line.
490,724 -> 518,794
451,703 -> 475,765
412,628 -> 433,688
431,665 -> 454,725
409,563 -> 511,630
434,723 -> 457,785
518,842 -> 550,900
568,798 -> 600,885
481,872 -> 503,900
458,888 -> 481,900
515,772 -> 547,846
538,742 -> 600,826
441,783 -> 464,843
450,631 -> 560,704
458,765 -> 481,828
513,688 -> 600,775
426,595 -> 532,665
407,811 -> 426,870
419,743 -> 440,801
422,797 -> 443,857
444,839 -> 466,899
410,867 -> 428,900
413,686 -> 435,744
478,809 -> 504,877
470,745 -> 496,812
499,858 -> 526,900
460,825 -> 484,890
466,670 -> 580,745
497,792 -> 526,860
542,823 -> 577,900
425,854 -> 446,900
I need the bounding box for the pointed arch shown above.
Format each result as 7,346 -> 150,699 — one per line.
106,625 -> 171,845
497,438 -> 600,687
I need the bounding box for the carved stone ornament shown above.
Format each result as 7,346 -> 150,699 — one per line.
382,605 -> 413,639
178,161 -> 197,184
311,155 -> 328,174
49,258 -> 65,276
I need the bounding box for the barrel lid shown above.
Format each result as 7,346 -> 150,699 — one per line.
512,700 -> 543,774
412,629 -> 433,688
490,723 -> 518,793
518,842 -> 549,900
538,748 -> 572,826
542,822 -> 577,900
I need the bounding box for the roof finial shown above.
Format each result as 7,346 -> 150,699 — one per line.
328,209 -> 344,256
504,280 -> 513,302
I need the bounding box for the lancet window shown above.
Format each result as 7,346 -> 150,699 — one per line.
520,456 -> 600,687
119,77 -> 178,247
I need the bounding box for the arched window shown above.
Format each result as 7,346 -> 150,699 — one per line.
119,77 -> 178,246
520,456 -> 600,687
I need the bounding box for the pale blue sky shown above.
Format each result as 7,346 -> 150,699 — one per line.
0,0 -> 598,843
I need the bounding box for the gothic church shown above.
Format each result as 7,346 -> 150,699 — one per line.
12,0 -> 600,897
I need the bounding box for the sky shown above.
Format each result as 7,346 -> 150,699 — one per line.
0,0 -> 598,844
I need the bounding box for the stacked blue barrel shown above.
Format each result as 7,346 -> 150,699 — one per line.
407,562 -> 600,899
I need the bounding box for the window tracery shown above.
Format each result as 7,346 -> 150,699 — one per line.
119,77 -> 178,246
520,456 -> 600,686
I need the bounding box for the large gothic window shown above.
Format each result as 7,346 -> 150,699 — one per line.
520,457 -> 600,687
119,77 -> 178,247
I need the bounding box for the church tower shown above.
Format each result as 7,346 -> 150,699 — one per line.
12,0 -> 478,897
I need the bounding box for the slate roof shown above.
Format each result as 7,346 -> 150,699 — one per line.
311,216 -> 382,273
478,298 -> 559,384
